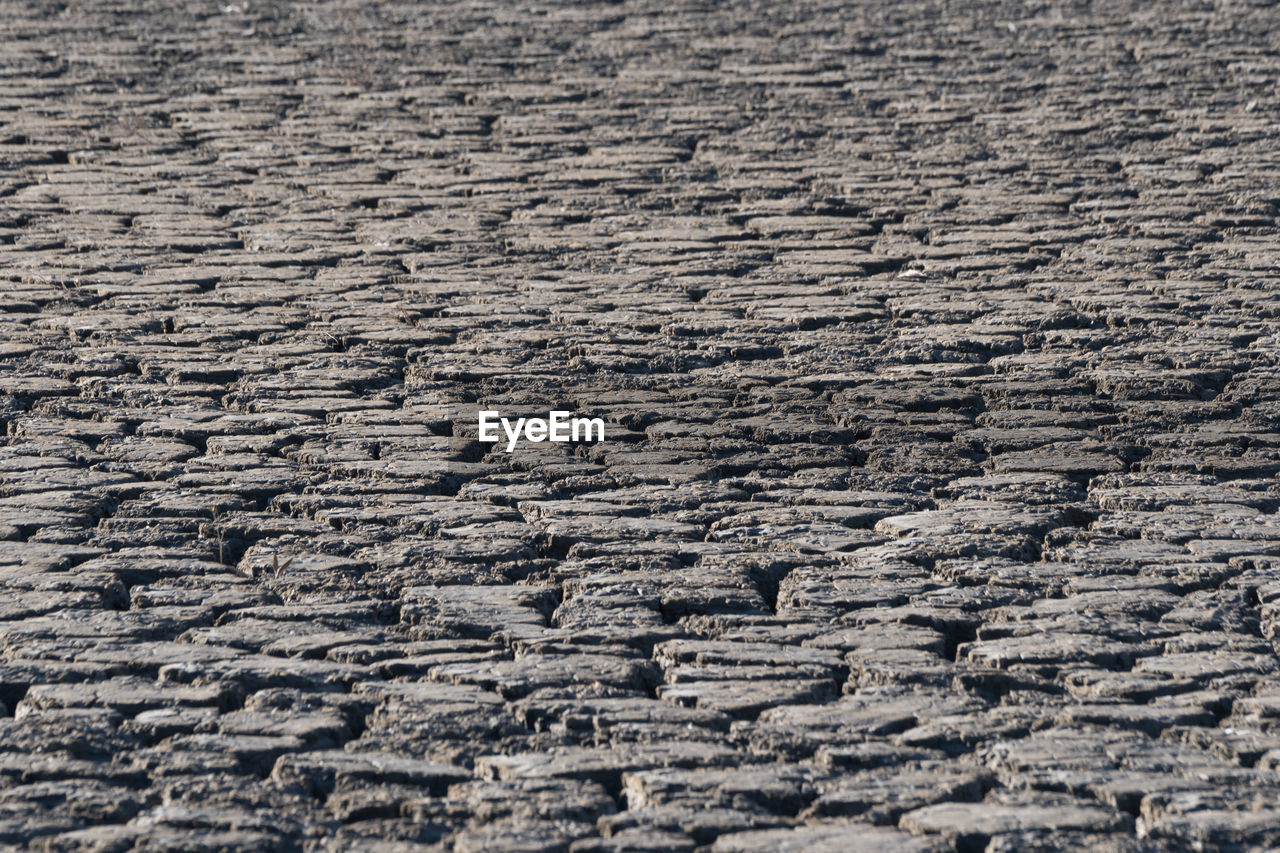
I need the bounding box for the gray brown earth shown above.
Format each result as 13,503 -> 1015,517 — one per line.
3,0 -> 1280,850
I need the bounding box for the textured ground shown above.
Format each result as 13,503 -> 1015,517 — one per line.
3,1 -> 1280,850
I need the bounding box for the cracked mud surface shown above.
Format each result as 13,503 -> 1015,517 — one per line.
4,1 -> 1280,850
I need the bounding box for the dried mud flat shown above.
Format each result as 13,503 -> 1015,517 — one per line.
3,1 -> 1280,851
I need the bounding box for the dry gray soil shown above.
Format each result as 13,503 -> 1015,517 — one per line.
3,1 -> 1280,850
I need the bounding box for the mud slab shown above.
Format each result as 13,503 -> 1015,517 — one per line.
3,1 -> 1280,851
